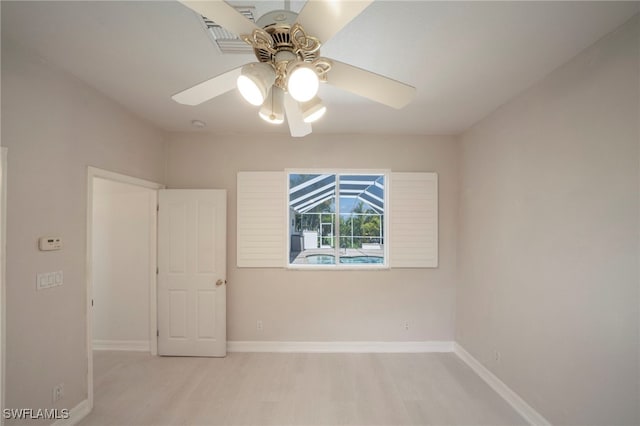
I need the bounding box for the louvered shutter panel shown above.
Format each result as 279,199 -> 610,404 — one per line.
390,173 -> 438,268
237,172 -> 285,267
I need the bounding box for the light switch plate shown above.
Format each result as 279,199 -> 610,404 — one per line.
36,273 -> 49,290
36,271 -> 63,290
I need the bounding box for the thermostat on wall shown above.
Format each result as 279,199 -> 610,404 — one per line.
39,236 -> 62,251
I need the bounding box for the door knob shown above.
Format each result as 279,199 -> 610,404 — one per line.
216,279 -> 226,286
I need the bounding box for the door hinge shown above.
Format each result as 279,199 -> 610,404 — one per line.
157,330 -> 159,337
156,267 -> 159,274
91,299 -> 94,307
157,204 -> 159,212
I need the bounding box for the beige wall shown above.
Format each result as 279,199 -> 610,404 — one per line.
1,38 -> 166,416
457,15 -> 639,425
3,7 -> 638,425
167,133 -> 458,342
92,179 -> 155,346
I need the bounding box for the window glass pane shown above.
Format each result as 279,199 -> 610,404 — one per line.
288,172 -> 385,267
339,174 -> 384,264
289,174 -> 336,265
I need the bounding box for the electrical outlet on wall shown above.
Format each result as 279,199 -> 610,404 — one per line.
52,383 -> 64,403
403,321 -> 409,331
494,351 -> 502,362
256,320 -> 263,332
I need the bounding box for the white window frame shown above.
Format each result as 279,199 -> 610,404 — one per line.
285,169 -> 390,270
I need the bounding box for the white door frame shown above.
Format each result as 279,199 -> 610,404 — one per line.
0,148 -> 7,426
85,166 -> 164,410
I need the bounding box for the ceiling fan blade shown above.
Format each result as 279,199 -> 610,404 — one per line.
172,67 -> 241,106
326,60 -> 416,109
284,94 -> 312,137
296,0 -> 373,43
179,0 -> 260,37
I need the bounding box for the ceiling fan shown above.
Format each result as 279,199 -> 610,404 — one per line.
172,0 -> 416,137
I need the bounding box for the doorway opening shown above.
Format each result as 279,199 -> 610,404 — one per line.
85,167 -> 163,410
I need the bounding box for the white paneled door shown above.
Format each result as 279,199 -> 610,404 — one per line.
157,190 -> 227,356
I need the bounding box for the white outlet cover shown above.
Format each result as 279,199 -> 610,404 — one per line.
52,383 -> 64,402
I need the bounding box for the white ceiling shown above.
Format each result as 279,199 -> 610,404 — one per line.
2,1 -> 638,136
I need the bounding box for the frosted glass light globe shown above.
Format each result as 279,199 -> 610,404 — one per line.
259,110 -> 285,124
237,63 -> 276,106
287,66 -> 319,102
304,105 -> 326,123
237,75 -> 265,106
302,97 -> 327,123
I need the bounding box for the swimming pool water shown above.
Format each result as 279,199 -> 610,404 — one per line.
340,256 -> 383,264
306,254 -> 383,264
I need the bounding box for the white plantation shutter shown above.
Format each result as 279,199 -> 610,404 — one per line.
237,171 -> 438,268
237,172 -> 285,267
390,173 -> 438,268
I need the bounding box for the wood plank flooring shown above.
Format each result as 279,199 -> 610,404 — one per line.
79,351 -> 526,426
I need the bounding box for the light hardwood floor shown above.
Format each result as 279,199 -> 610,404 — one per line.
80,351 -> 526,426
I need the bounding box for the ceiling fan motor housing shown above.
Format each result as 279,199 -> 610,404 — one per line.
252,10 -> 319,64
255,10 -> 298,29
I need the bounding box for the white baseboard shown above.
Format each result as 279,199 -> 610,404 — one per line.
52,399 -> 90,426
227,340 -> 454,353
453,343 -> 551,426
93,340 -> 149,352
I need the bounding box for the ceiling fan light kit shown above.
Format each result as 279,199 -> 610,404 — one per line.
173,0 -> 416,137
286,63 -> 320,102
301,97 -> 326,124
237,62 -> 276,106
